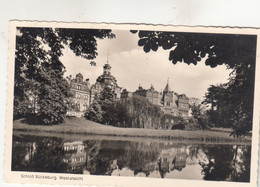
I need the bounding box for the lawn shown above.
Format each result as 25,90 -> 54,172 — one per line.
13,117 -> 251,144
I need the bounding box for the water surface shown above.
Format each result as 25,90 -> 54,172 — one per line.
12,134 -> 251,182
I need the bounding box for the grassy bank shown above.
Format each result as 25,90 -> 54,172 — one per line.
13,117 -> 251,144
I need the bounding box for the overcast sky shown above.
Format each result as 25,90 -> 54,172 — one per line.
61,30 -> 232,101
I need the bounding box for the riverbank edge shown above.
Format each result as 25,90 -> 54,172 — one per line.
12,118 -> 252,144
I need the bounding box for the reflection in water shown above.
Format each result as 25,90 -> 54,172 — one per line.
63,141 -> 86,173
12,135 -> 251,182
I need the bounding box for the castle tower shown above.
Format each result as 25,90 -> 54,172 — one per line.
163,78 -> 171,93
162,79 -> 174,106
93,60 -> 121,100
161,79 -> 178,116
76,73 -> 83,83
103,63 -> 111,75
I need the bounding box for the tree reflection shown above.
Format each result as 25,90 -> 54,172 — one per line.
12,136 -> 67,173
199,145 -> 250,182
12,141 -> 36,171
83,140 -> 102,174
230,146 -> 251,182
33,137 -> 67,172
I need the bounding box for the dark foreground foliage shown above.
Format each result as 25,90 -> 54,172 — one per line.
131,30 -> 256,136
14,27 -> 115,124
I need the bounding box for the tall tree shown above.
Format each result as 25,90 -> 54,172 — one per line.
203,84 -> 232,128
15,27 -> 115,124
85,86 -> 117,125
131,30 -> 256,136
84,97 -> 103,123
97,86 -> 117,125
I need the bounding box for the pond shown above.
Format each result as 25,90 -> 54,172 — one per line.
12,134 -> 251,182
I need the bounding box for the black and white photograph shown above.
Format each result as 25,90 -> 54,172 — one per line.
4,22 -> 260,187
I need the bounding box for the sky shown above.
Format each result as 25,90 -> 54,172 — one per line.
61,30 -> 232,101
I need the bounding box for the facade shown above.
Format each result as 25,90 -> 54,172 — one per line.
90,63 -> 121,102
133,85 -> 161,106
121,89 -> 133,99
177,94 -> 190,117
160,81 -> 179,116
67,62 -> 121,117
67,73 -> 91,117
66,61 -> 189,119
128,80 -> 190,118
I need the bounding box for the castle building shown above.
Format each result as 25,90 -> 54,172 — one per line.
67,73 -> 91,117
127,80 -> 190,118
133,84 -> 161,106
160,80 -> 179,116
90,62 -> 121,102
67,62 -> 121,117
66,61 -> 189,119
177,94 -> 190,117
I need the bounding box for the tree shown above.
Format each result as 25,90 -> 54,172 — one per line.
85,87 -> 117,125
131,30 -> 256,136
15,27 -> 115,124
203,84 -> 232,128
98,86 -> 117,125
84,98 -> 103,123
189,97 -> 203,120
227,63 -> 254,136
122,95 -> 163,129
130,31 -> 256,68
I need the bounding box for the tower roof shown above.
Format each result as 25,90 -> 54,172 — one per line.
163,79 -> 171,92
103,63 -> 111,69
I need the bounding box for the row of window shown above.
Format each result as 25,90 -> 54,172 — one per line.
74,93 -> 88,100
72,84 -> 82,90
71,156 -> 85,162
63,156 -> 86,163
69,102 -> 88,111
64,145 -> 85,151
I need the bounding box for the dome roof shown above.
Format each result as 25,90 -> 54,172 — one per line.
96,74 -> 117,85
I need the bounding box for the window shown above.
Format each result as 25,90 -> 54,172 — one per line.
71,102 -> 76,110
76,93 -> 81,99
83,103 -> 88,111
77,85 -> 81,90
76,102 -> 80,111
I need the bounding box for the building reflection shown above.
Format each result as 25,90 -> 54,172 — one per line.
157,145 -> 188,178
62,141 -> 86,173
107,143 -> 189,178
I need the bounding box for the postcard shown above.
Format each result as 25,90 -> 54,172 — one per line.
4,21 -> 260,187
